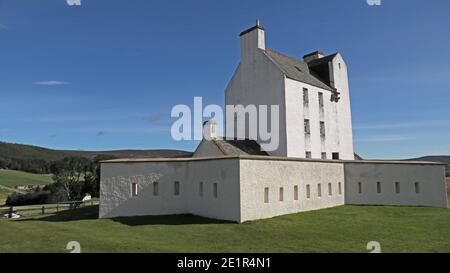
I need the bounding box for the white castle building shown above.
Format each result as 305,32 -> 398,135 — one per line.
99,22 -> 448,223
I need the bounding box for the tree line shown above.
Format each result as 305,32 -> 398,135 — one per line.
4,155 -> 115,206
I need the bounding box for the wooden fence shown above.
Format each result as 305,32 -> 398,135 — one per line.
1,200 -> 98,219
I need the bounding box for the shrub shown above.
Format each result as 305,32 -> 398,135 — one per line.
5,191 -> 50,206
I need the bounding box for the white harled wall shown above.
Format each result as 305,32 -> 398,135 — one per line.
100,157 -> 447,223
100,158 -> 241,222
344,162 -> 448,208
239,158 -> 345,222
284,79 -> 341,159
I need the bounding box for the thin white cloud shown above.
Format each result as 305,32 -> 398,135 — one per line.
354,135 -> 417,143
354,120 -> 450,130
34,80 -> 70,86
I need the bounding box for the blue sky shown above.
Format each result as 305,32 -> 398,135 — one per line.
0,0 -> 449,159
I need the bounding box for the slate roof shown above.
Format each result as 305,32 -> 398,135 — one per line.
262,49 -> 336,91
212,139 -> 269,156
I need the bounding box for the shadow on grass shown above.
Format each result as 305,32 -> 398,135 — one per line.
15,205 -> 232,225
111,214 -> 233,226
17,205 -> 99,222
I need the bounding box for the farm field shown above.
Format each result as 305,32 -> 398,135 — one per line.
0,201 -> 449,253
0,169 -> 52,187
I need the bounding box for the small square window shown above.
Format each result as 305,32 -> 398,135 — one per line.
332,153 -> 340,160
321,152 -> 327,159
306,151 -> 312,159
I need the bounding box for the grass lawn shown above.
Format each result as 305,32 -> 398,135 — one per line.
0,169 -> 52,187
0,202 -> 448,253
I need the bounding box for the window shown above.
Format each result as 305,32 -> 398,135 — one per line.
306,184 -> 311,199
174,181 -> 180,196
328,183 -> 332,196
332,153 -> 340,160
395,182 -> 400,194
303,88 -> 309,106
153,182 -> 159,196
264,187 -> 269,203
358,182 -> 362,194
213,183 -> 218,198
294,185 -> 298,201
414,182 -> 420,194
377,182 -> 381,194
318,92 -> 324,108
320,121 -> 326,138
199,182 -> 203,197
279,187 -> 284,202
304,119 -> 310,135
338,182 -> 342,195
338,63 -> 341,70
317,184 -> 322,197
305,151 -> 312,159
321,152 -> 327,159
131,183 -> 138,197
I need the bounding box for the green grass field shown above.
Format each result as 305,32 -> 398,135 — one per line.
0,201 -> 449,253
0,169 -> 52,187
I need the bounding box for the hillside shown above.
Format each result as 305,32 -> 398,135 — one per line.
403,156 -> 450,175
0,170 -> 53,187
0,141 -> 193,161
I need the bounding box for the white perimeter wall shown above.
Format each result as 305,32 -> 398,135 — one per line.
239,159 -> 345,222
100,158 -> 241,222
100,157 -> 448,223
344,162 -> 448,208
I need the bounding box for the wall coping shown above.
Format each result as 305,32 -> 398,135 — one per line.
100,155 -> 445,166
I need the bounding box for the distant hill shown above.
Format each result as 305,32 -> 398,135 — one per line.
403,156 -> 450,176
0,141 -> 193,161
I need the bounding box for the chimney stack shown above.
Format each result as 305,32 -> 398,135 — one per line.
203,120 -> 218,141
240,20 -> 265,65
303,51 -> 325,63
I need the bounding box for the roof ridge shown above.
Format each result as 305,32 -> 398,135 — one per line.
265,48 -> 307,66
